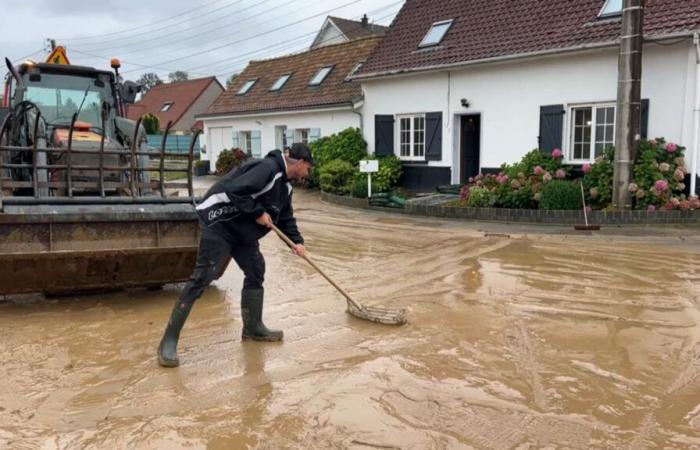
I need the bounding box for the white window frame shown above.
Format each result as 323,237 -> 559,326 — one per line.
160,101 -> 173,112
565,102 -> 616,164
396,114 -> 426,161
309,66 -> 333,86
419,19 -> 453,48
237,79 -> 257,95
599,0 -> 622,18
240,131 -> 252,154
295,128 -> 310,144
270,74 -> 291,91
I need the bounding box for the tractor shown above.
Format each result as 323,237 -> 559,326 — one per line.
0,49 -> 221,296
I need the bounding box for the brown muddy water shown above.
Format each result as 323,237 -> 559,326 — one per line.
2,190 -> 700,449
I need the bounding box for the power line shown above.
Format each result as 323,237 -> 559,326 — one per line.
184,4 -> 401,76
11,48 -> 45,64
121,0 -> 364,74
65,1 -> 400,80
58,0 -> 233,42
73,0 -> 259,52
89,0 -> 300,57
208,13 -> 397,79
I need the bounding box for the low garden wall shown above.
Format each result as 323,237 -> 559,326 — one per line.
321,191 -> 700,225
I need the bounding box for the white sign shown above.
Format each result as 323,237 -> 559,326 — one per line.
359,160 -> 379,173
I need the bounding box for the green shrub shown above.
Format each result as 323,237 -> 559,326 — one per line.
351,172 -> 369,198
309,128 -> 368,188
142,113 -> 160,134
466,187 -> 497,207
539,180 -> 581,210
581,147 -> 614,209
632,138 -> 688,210
319,159 -> 354,194
374,156 -> 402,192
216,148 -> 247,175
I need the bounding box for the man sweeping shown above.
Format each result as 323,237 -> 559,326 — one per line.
157,143 -> 315,367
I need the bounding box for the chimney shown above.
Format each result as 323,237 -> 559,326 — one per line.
361,14 -> 369,28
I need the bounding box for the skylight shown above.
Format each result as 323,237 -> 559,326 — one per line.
419,20 -> 453,48
599,0 -> 622,17
160,102 -> 173,112
270,74 -> 291,91
237,79 -> 257,95
309,66 -> 333,86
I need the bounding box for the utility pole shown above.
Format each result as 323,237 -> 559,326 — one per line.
612,0 -> 645,210
46,38 -> 56,52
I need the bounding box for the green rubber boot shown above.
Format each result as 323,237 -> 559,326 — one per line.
158,301 -> 193,367
241,288 -> 283,342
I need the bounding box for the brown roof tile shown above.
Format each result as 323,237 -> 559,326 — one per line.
127,76 -> 223,127
355,0 -> 700,78
202,36 -> 381,117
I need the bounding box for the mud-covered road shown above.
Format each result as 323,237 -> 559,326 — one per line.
2,190 -> 700,449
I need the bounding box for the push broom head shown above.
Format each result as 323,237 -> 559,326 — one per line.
346,302 -> 408,325
574,224 -> 601,231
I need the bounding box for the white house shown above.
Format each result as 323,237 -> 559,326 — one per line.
198,16 -> 385,172
352,0 -> 700,192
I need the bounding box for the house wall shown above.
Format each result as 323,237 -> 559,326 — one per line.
361,41 -> 695,185
313,24 -> 347,49
201,108 -> 360,171
174,82 -> 224,133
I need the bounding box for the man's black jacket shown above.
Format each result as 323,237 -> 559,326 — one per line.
195,150 -> 303,245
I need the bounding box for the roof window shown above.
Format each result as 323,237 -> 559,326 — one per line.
237,79 -> 257,95
419,20 -> 453,48
160,102 -> 174,112
309,66 -> 333,86
599,0 -> 622,18
270,74 -> 292,91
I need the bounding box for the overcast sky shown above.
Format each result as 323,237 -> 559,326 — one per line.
1,0 -> 402,84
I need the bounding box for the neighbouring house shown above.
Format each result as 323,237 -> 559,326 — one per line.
197,15 -> 386,172
126,77 -> 224,134
311,15 -> 388,49
352,0 -> 700,192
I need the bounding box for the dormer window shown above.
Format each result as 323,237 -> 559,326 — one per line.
160,102 -> 173,112
309,66 -> 333,86
419,19 -> 453,48
270,74 -> 291,91
599,0 -> 622,18
237,79 -> 257,95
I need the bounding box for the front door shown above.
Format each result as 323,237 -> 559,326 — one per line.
460,114 -> 481,183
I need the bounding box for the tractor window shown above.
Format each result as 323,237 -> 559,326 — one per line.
24,73 -> 114,128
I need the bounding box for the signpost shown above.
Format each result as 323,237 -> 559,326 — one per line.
359,159 -> 379,198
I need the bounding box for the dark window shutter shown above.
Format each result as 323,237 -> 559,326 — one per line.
374,115 -> 394,157
425,112 -> 442,161
538,105 -> 565,154
641,98 -> 649,139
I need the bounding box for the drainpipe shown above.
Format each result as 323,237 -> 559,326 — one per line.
352,98 -> 364,133
691,32 -> 700,196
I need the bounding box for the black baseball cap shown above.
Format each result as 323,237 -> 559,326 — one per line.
287,143 -> 315,165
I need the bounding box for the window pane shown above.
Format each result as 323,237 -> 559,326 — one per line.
309,66 -> 333,86
419,20 -> 453,47
596,108 -> 606,124
606,107 -> 615,123
400,118 -> 410,157
571,107 -> 592,160
600,0 -> 622,16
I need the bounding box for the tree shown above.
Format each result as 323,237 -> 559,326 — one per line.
226,73 -> 239,89
137,72 -> 163,94
168,71 -> 189,83
142,113 -> 161,134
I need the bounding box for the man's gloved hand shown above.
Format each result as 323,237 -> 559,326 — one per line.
256,212 -> 273,228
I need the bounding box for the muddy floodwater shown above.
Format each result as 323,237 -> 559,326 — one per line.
2,190 -> 700,449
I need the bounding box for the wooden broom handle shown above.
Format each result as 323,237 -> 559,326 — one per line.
270,224 -> 363,311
